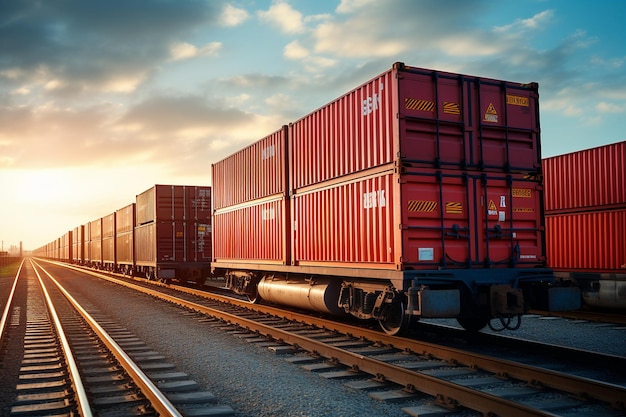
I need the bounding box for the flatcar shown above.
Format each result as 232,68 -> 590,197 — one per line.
211,62 -> 580,335
543,141 -> 626,310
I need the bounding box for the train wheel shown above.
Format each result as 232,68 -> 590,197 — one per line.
457,316 -> 490,332
378,301 -> 409,336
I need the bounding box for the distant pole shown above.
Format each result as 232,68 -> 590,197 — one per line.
20,241 -> 23,257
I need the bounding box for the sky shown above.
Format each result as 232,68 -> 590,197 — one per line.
1,0 -> 625,251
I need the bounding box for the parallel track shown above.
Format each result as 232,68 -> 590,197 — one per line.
40,260 -> 626,417
1,259 -> 233,416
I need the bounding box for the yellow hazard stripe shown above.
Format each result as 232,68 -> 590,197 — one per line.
405,98 -> 435,112
443,102 -> 460,115
408,200 -> 437,212
445,202 -> 462,214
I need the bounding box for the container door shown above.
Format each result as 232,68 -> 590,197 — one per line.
400,168 -> 474,268
476,174 -> 545,268
400,169 -> 545,269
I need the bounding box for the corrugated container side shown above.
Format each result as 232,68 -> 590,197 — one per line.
116,203 -> 135,233
102,213 -> 116,238
90,218 -> 102,240
213,198 -> 287,264
72,225 -> 84,263
212,127 -> 287,210
135,222 -> 155,264
87,218 -> 102,263
116,232 -> 134,265
291,166 -> 546,270
546,209 -> 626,271
135,221 -> 212,266
136,186 -> 156,225
136,185 -> 212,224
544,141 -> 626,212
289,69 -> 395,190
289,63 -> 540,191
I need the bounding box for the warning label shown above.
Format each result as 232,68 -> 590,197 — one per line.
443,102 -> 461,115
408,200 -> 437,212
445,202 -> 462,214
488,199 -> 498,216
484,103 -> 498,123
507,95 -> 529,107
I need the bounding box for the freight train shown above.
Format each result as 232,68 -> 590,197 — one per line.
543,141 -> 626,310
34,62 -> 583,335
33,185 -> 213,284
211,62 -> 580,335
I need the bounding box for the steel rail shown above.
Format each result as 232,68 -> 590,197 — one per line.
43,264 -> 564,416
43,260 -> 626,413
32,259 -> 183,417
0,258 -> 24,344
30,259 -> 93,417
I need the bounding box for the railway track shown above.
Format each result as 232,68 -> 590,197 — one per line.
0,259 -> 234,416
528,309 -> 626,326
35,259 -> 626,417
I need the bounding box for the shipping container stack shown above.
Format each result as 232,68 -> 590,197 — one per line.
87,217 -> 103,269
134,185 -> 212,283
212,62 -> 578,328
543,141 -> 626,308
72,225 -> 84,264
102,212 -> 116,270
115,203 -> 135,275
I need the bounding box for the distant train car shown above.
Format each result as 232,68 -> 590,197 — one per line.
72,225 -> 84,264
134,185 -> 212,284
116,203 -> 135,275
544,141 -> 626,309
213,62 -> 580,335
102,212 -> 116,271
34,184 -> 212,286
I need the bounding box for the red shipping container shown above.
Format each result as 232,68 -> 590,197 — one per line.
291,167 -> 545,271
546,209 -> 626,272
136,185 -> 212,225
543,141 -> 626,213
289,62 -> 540,190
213,198 -> 288,265
212,127 -> 288,210
135,221 -> 212,266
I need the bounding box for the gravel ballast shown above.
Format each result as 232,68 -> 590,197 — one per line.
60,272 -> 625,416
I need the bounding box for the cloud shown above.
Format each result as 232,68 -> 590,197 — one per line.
597,102 -> 625,113
494,10 -> 554,34
221,4 -> 249,26
284,40 -> 309,60
257,1 -> 304,34
169,41 -> 222,61
0,0 -> 222,96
